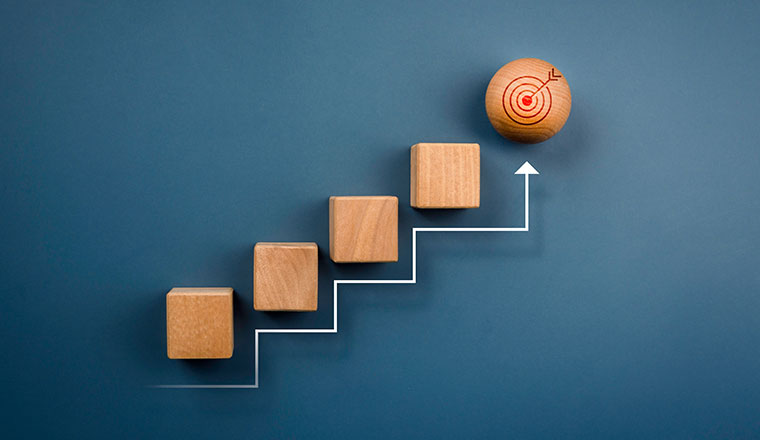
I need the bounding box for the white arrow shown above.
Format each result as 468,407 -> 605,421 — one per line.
515,161 -> 539,230
415,161 -> 539,234
153,162 -> 539,388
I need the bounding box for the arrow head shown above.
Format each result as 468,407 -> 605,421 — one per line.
514,161 -> 539,175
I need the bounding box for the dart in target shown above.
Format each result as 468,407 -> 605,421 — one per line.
485,58 -> 572,144
503,68 -> 561,126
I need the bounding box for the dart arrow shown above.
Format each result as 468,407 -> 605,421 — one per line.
153,162 -> 540,389
529,68 -> 562,97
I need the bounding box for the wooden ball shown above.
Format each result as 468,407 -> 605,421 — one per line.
485,58 -> 571,144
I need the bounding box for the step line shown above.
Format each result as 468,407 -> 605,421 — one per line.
151,164 -> 537,389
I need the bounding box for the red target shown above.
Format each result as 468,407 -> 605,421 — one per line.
501,69 -> 562,126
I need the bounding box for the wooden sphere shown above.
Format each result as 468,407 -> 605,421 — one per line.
485,58 -> 571,144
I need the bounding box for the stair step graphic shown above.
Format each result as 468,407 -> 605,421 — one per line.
154,161 -> 538,389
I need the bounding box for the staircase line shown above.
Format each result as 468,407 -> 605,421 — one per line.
152,163 -> 537,389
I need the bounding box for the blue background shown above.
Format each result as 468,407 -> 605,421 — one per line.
2,0 -> 759,438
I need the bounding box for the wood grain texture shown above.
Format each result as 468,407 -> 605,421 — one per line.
329,196 -> 398,263
410,143 -> 480,209
166,287 -> 233,359
253,242 -> 318,311
485,58 -> 571,144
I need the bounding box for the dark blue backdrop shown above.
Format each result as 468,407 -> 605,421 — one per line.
2,1 -> 759,438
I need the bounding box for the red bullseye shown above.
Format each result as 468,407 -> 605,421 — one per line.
486,58 -> 571,143
502,75 -> 553,126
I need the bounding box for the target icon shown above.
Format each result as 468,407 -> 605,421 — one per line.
502,68 -> 562,126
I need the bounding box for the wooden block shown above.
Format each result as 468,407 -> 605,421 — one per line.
410,143 -> 480,209
254,242 -> 318,311
166,287 -> 233,359
485,58 -> 572,144
329,196 -> 398,263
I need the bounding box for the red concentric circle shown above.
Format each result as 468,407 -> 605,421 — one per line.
501,76 -> 553,126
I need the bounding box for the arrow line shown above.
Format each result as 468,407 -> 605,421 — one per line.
152,162 -> 539,389
529,68 -> 561,97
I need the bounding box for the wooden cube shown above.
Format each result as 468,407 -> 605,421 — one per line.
410,143 -> 480,208
254,242 -> 318,311
166,287 -> 233,359
329,196 -> 398,263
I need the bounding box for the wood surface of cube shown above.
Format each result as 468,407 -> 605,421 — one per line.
166,287 -> 233,359
329,196 -> 398,263
254,242 -> 318,311
410,143 -> 480,209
